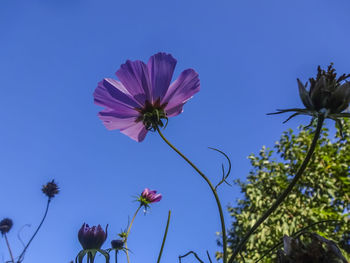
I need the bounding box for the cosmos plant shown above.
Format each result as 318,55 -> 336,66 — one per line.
2,54 -> 349,263
91,54 -> 349,263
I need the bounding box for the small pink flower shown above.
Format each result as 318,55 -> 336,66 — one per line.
138,188 -> 162,208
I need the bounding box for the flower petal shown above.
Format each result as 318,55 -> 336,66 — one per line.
116,60 -> 152,105
297,79 -> 314,110
142,188 -> 150,196
329,82 -> 350,113
310,75 -> 328,110
164,102 -> 186,117
94,79 -> 142,111
120,122 -> 148,142
152,193 -> 162,202
162,69 -> 200,114
98,110 -> 138,130
147,52 -> 177,102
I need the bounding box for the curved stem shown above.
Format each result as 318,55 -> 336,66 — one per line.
124,205 -> 141,263
179,251 -> 204,263
157,210 -> 171,263
157,127 -> 228,263
228,115 -> 324,263
17,198 -> 51,263
4,233 -> 15,263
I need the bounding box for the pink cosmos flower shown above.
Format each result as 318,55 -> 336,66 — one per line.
141,188 -> 162,203
94,52 -> 200,142
137,188 -> 162,208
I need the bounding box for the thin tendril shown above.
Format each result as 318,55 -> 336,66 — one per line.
178,251 -> 204,263
208,147 -> 232,189
206,251 -> 213,263
157,127 -> 228,263
228,115 -> 325,263
17,198 -> 51,263
17,224 -> 31,248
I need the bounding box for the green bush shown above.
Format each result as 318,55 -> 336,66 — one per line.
222,120 -> 350,262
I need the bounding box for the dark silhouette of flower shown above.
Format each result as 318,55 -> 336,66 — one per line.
94,52 -> 200,142
269,64 -> 350,134
0,218 -> 13,235
137,188 -> 162,208
277,234 -> 348,263
298,64 -> 350,114
78,223 -> 108,250
111,239 -> 124,250
42,180 -> 59,199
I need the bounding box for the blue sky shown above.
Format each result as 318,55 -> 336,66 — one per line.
1,0 -> 349,262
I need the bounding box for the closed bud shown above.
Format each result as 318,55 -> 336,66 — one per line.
111,239 -> 124,250
78,223 -> 108,250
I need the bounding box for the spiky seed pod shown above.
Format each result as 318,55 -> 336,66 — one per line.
298,64 -> 350,114
42,180 -> 59,198
0,218 -> 13,235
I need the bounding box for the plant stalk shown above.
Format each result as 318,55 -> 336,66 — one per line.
157,127 -> 228,263
17,198 -> 51,263
4,233 -> 15,263
124,205 -> 141,263
228,115 -> 324,263
156,210 -> 171,263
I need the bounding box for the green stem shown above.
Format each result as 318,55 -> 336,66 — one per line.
228,115 -> 324,263
88,252 -> 94,263
157,210 -> 171,263
157,127 -> 228,263
124,205 -> 141,263
17,198 -> 51,263
4,233 -> 15,263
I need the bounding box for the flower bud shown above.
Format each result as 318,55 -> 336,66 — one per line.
78,223 -> 108,250
0,218 -> 13,235
111,239 -> 124,249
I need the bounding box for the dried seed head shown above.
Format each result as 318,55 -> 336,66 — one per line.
0,218 -> 13,235
42,180 -> 59,199
306,63 -> 350,113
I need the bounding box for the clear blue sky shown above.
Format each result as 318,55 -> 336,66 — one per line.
1,0 -> 349,262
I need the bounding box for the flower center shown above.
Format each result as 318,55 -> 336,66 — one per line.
135,100 -> 168,131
